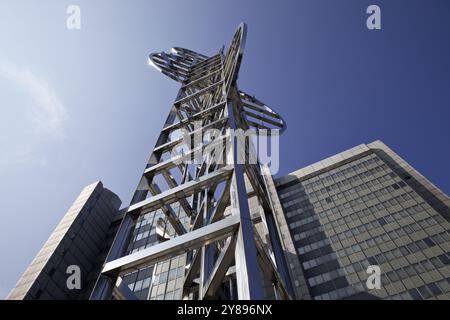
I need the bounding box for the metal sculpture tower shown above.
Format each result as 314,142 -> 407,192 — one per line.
91,23 -> 292,300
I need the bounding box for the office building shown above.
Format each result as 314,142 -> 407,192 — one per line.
7,182 -> 122,300
272,141 -> 450,300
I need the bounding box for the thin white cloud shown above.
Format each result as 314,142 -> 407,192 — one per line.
0,63 -> 68,140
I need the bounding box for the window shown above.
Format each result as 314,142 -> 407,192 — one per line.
423,237 -> 436,247
142,278 -> 151,289
438,254 -> 450,265
392,248 -> 402,258
376,254 -> 386,264
416,240 -> 428,250
173,289 -> 181,300
430,257 -> 444,269
168,269 -> 177,281
421,260 -> 434,271
404,226 -> 413,234
387,271 -> 399,282
397,268 -> 408,279
134,280 -> 143,291
400,246 -> 410,256
408,288 -> 422,300
404,265 -> 415,277
431,234 -> 445,245
367,239 -> 376,247
385,251 -> 395,261
165,291 -> 174,300
417,286 -> 432,299
407,243 -> 419,254
389,231 -> 398,239
427,283 -> 442,296
159,271 -> 168,284
437,280 -> 450,293
412,263 -> 425,274
353,262 -> 363,272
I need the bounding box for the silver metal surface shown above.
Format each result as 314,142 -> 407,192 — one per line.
91,22 -> 291,300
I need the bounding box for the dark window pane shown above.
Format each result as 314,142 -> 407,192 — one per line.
408,288 -> 422,300
417,286 -> 432,299
427,283 -> 442,296
423,237 -> 435,247
438,254 -> 450,265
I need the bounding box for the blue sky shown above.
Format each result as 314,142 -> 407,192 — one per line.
0,0 -> 449,298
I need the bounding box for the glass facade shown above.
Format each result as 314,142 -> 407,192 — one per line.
120,204 -> 189,300
276,145 -> 450,300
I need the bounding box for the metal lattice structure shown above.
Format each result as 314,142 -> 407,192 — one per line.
91,23 -> 292,300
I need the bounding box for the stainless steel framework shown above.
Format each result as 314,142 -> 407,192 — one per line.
91,23 -> 292,300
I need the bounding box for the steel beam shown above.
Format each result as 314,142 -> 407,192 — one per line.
226,100 -> 265,300
112,277 -> 139,300
102,214 -> 240,276
202,236 -> 236,299
128,165 -> 233,215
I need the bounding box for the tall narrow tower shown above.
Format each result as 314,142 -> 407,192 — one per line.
91,23 -> 292,300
